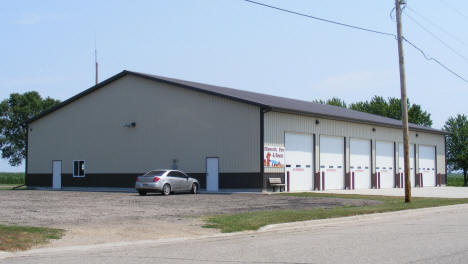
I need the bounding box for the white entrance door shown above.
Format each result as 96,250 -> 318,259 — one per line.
376,141 -> 395,188
419,145 -> 436,187
206,158 -> 219,192
350,139 -> 371,189
52,160 -> 62,189
399,143 -> 415,187
320,135 -> 344,190
285,133 -> 313,191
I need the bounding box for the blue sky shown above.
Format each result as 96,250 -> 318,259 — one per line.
1,0 -> 467,172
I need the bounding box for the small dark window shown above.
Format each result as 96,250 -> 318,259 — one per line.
176,171 -> 187,178
306,165 -> 311,168
320,165 -> 325,168
357,166 -> 362,169
329,165 -> 334,168
376,167 -> 380,170
389,167 -> 392,170
350,166 -> 355,169
168,171 -> 178,177
286,165 -> 291,168
337,166 -> 342,168
365,166 -> 369,169
73,160 -> 85,177
383,167 -> 387,170
296,165 -> 301,168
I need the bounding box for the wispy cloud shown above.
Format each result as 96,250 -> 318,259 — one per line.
0,75 -> 68,89
309,70 -> 399,102
14,13 -> 41,25
315,70 -> 392,92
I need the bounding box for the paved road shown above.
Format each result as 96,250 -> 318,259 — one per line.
3,204 -> 468,264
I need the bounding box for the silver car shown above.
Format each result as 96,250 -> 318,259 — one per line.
135,169 -> 199,196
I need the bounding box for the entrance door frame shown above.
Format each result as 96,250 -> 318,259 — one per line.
52,160 -> 62,189
206,157 -> 219,192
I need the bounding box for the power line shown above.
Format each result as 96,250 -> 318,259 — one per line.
406,5 -> 468,48
243,0 -> 395,37
403,37 -> 468,83
242,0 -> 468,84
438,0 -> 468,23
403,11 -> 468,64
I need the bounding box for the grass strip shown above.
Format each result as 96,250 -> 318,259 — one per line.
0,185 -> 26,190
0,225 -> 64,252
203,193 -> 468,233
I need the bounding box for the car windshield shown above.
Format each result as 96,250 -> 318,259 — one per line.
143,170 -> 166,176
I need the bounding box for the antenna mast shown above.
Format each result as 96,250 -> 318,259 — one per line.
95,38 -> 98,85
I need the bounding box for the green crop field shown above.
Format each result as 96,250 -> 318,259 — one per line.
0,172 -> 25,185
447,173 -> 466,187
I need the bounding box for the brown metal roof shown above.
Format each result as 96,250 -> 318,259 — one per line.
28,70 -> 446,135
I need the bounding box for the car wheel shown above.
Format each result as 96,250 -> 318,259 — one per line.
138,191 -> 147,196
191,183 -> 198,194
162,184 -> 171,196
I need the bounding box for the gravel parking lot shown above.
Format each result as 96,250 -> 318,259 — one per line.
0,190 -> 378,247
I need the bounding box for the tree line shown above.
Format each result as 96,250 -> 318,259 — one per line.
313,96 -> 432,127
0,91 -> 467,186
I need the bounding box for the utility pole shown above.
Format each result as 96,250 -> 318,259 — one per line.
395,0 -> 411,202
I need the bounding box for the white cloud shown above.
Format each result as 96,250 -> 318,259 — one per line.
14,13 -> 41,25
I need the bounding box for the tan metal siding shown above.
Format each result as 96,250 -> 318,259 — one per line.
264,111 -> 446,174
28,75 -> 260,174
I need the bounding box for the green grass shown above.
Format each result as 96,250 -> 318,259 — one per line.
203,193 -> 468,233
447,173 -> 466,187
0,224 -> 64,251
0,185 -> 27,190
0,172 -> 25,185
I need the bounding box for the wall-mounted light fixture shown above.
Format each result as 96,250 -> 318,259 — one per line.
123,122 -> 136,128
372,128 -> 376,132
315,120 -> 320,125
415,133 -> 419,137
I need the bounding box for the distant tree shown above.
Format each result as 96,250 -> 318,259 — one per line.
444,114 -> 468,186
349,96 -> 432,127
408,104 -> 432,127
0,92 -> 60,166
313,97 -> 347,108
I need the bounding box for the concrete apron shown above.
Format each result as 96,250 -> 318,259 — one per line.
317,186 -> 468,198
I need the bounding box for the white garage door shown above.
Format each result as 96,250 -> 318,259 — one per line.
398,143 -> 415,187
419,145 -> 436,187
376,141 -> 394,188
350,139 -> 371,189
285,133 -> 313,191
320,135 -> 344,190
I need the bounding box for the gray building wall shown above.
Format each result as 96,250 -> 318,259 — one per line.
263,111 -> 446,189
27,75 -> 261,188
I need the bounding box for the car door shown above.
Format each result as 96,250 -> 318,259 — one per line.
178,172 -> 191,191
167,171 -> 182,191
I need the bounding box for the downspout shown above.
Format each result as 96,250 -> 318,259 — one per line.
260,107 -> 271,192
25,124 -> 29,187
444,135 -> 448,185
